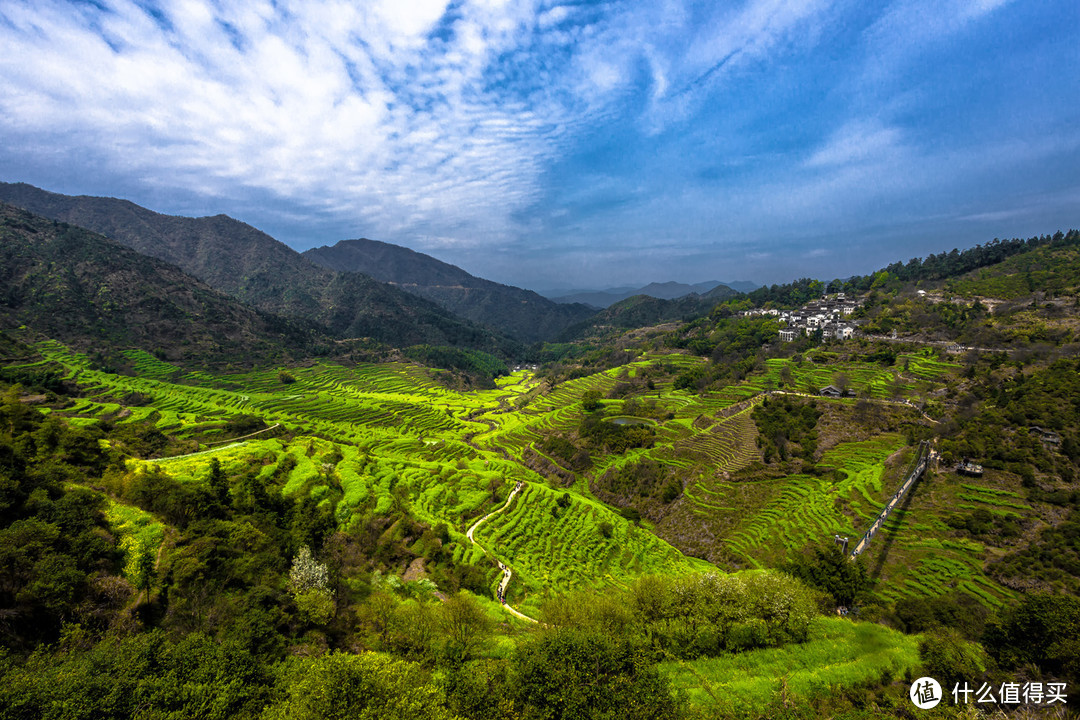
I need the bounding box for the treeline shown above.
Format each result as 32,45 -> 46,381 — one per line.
404,344 -> 509,380
729,230 -> 1079,310
870,230 -> 1080,285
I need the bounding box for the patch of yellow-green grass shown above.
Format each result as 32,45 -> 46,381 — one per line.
104,499 -> 165,584
660,617 -> 920,715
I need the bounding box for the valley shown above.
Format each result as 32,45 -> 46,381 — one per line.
1,195 -> 1078,718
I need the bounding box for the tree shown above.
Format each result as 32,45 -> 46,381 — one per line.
511,628 -> 682,720
581,389 -> 602,413
832,372 -> 850,395
983,594 -> 1080,684
134,540 -> 156,604
918,629 -> 986,689
439,592 -> 491,662
288,545 -> 334,625
783,542 -> 868,607
208,457 -> 229,508
263,652 -> 458,720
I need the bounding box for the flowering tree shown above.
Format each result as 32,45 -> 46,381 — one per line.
289,545 -> 333,624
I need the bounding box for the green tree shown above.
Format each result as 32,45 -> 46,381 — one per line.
918,629 -> 986,689
134,540 -> 156,604
439,592 -> 491,662
581,390 -> 602,413
983,594 -> 1080,683
783,542 -> 868,607
266,651 -> 458,720
511,628 -> 682,720
208,457 -> 229,507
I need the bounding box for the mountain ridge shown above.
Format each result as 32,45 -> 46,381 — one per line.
0,182 -> 519,356
302,237 -> 597,344
548,279 -> 755,307
0,202 -> 323,364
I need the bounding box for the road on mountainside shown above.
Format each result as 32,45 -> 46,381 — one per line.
466,481 -> 538,623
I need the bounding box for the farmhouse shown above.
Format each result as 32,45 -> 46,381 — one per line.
956,459 -> 984,477
1028,426 -> 1062,446
779,328 -> 802,342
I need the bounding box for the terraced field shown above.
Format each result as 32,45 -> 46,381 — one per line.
472,483 -> 713,614
724,435 -> 907,566
16,344 -> 727,608
661,616 -> 921,714
13,339 -> 986,613
862,471 -> 1024,609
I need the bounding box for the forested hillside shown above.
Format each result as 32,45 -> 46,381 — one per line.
0,183 -> 520,356
304,238 -> 597,344
0,203 -> 322,365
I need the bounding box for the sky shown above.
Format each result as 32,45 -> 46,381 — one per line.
1,0 -> 1077,292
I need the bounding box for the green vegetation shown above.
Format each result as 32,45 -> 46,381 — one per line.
3,218 -> 1080,717
661,617 -> 920,715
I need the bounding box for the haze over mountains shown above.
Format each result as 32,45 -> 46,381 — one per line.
547,280 -> 759,308
0,183 -> 530,351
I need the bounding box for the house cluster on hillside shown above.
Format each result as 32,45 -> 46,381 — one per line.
774,294 -> 860,342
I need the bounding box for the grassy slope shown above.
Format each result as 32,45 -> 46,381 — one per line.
661,617 -> 920,714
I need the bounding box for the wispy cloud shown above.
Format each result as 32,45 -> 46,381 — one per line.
0,0 -> 595,247
0,0 -> 1075,289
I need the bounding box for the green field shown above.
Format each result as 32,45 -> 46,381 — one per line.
661,617 -> 921,714
10,339 -> 998,614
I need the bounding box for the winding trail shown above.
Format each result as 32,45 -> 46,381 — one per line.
466,481 -> 538,623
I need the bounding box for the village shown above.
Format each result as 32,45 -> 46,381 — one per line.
742,293 -> 860,342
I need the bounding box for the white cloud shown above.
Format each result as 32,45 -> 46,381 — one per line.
0,0 -> 841,244
805,120 -> 904,168
0,0 -> 585,248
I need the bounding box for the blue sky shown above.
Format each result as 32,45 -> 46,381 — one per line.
1,0 -> 1077,291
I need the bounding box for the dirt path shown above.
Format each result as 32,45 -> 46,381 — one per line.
149,423 -> 283,463
466,481 -> 538,623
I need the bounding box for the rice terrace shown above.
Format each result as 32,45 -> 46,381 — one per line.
3,2 -> 1080,716
6,330 -> 1038,703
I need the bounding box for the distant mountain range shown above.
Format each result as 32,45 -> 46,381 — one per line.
546,280 -> 758,308
302,238 -> 596,344
0,182 -> 751,357
557,285 -> 742,341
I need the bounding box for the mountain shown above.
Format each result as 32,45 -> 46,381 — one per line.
0,202 -> 322,364
0,183 -> 518,355
557,285 -> 741,341
302,238 -> 596,344
548,279 -> 753,308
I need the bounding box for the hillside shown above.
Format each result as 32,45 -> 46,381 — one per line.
0,203 -> 321,365
303,238 -> 597,344
557,287 -> 740,342
2,223 -> 1079,718
0,183 -> 519,355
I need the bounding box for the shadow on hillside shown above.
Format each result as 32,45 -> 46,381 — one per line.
867,476 -> 923,582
